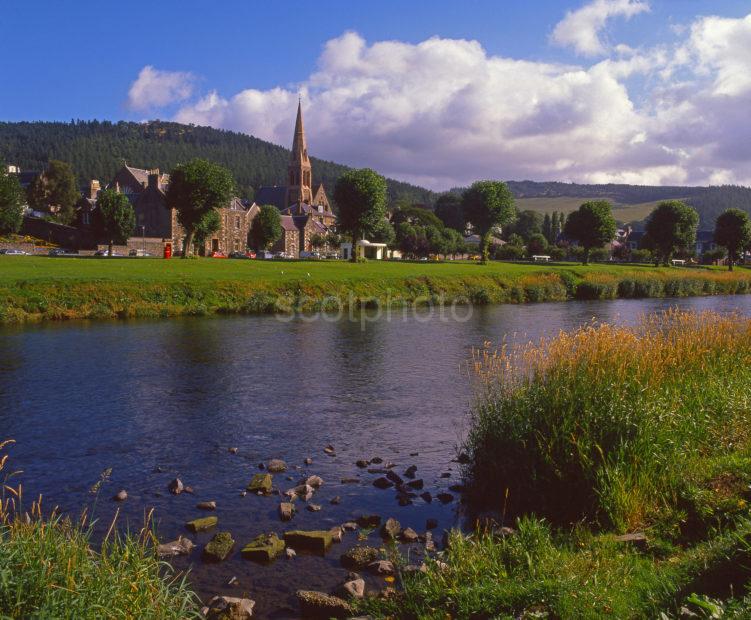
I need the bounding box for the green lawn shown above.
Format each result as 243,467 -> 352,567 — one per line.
0,256 -> 748,324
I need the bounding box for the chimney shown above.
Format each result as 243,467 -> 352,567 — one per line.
88,179 -> 101,199
148,168 -> 160,189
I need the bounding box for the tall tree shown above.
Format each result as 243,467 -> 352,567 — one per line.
249,204 -> 283,251
508,209 -> 543,241
542,213 -> 552,243
551,212 -> 560,243
27,160 -> 79,224
644,200 -> 699,266
193,210 -> 221,254
0,166 -> 25,235
461,180 -> 515,263
434,193 -> 465,232
564,200 -> 617,265
165,158 -> 235,257
714,208 -> 751,271
94,189 -> 135,257
334,168 -> 388,261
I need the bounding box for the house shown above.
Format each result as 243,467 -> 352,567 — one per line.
695,231 -> 717,255
340,239 -> 388,260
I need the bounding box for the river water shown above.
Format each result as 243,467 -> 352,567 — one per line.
2,295 -> 751,617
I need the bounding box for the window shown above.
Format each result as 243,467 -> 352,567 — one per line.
235,216 -> 240,229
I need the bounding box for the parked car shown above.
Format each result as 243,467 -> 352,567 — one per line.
210,251 -> 227,258
245,250 -> 256,259
48,248 -> 76,256
229,250 -> 251,259
128,249 -> 152,257
325,252 -> 340,259
0,248 -> 27,255
299,251 -> 321,259
94,249 -> 122,256
273,251 -> 291,259
256,250 -> 274,259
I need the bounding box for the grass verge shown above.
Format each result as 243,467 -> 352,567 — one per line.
360,310 -> 751,618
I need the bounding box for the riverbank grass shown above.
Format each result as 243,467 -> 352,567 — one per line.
2,257 -> 751,323
362,310 -> 751,618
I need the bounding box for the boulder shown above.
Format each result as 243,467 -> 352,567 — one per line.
337,577 -> 366,600
203,595 -> 255,620
304,457 -> 313,465
157,536 -> 195,557
296,590 -> 351,618
285,484 -> 315,501
329,526 -> 343,543
283,530 -> 333,553
197,501 -> 216,511
304,475 -> 324,488
426,518 -> 438,530
341,545 -> 380,569
437,492 -> 454,504
286,547 -> 297,559
267,459 -> 287,473
112,489 -> 127,501
168,478 -> 184,495
184,486 -> 194,494
385,471 -> 403,485
342,521 -> 358,531
330,496 -> 342,505
247,473 -> 273,494
355,459 -> 370,468
368,560 -> 395,575
228,447 -> 239,454
406,479 -> 424,490
420,492 -> 433,503
323,445 -> 336,455
373,477 -> 393,489
203,531 -> 235,562
370,457 -> 383,464
306,504 -> 322,512
396,494 -> 413,506
449,484 -> 466,493
404,465 -> 417,479
241,533 -> 285,562
401,527 -> 419,543
440,472 -> 451,478
380,518 -> 401,540
356,514 -> 381,528
340,478 -> 359,484
186,516 -> 218,533
279,502 -> 295,521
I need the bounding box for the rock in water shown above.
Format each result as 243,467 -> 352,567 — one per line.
304,475 -> 324,488
437,492 -> 454,504
342,521 -> 358,531
279,502 -> 295,521
323,445 -> 336,455
355,459 -> 370,468
406,478 -> 424,490
385,470 -> 404,485
337,577 -> 366,600
404,465 -> 417,478
185,516 -> 218,533
330,496 -> 341,505
285,484 -> 315,501
168,478 -> 184,495
368,559 -> 395,575
373,477 -> 393,489
401,527 -> 419,543
370,457 -> 383,464
267,459 -> 287,473
203,531 -> 235,562
196,501 -> 216,510
380,517 -> 401,540
203,595 -> 255,620
340,545 -> 380,569
356,514 -> 381,528
286,547 -> 297,559
426,518 -> 438,530
112,489 -> 127,501
420,492 -> 433,503
304,457 -> 313,465
306,504 -> 322,512
241,533 -> 285,562
283,530 -> 333,553
228,447 -> 238,454
157,536 -> 195,557
297,590 -> 351,618
246,473 -> 273,494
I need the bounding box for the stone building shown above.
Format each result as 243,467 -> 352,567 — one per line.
255,101 -> 337,256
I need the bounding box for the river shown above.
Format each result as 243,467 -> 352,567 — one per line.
2,295 -> 751,617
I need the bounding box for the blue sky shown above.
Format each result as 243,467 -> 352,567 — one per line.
2,1 -> 751,188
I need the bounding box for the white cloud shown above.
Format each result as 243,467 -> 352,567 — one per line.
166,13 -> 751,190
551,0 -> 650,56
127,66 -> 196,111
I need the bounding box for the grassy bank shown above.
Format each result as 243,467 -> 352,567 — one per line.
2,257 -> 751,324
0,442 -> 200,619
362,311 -> 751,618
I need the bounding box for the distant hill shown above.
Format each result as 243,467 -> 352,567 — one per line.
1,120 -> 749,227
0,120 -> 436,205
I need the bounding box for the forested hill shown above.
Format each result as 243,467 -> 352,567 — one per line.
0,120 -> 436,204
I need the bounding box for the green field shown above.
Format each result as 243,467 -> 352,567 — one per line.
1,256 -> 750,324
515,196 -> 672,223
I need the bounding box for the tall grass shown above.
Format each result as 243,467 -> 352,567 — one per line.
466,310 -> 751,532
0,441 -> 200,619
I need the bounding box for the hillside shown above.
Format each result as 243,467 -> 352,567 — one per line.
1,120 -> 749,227
0,120 -> 436,205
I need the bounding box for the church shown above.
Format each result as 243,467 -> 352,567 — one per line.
255,101 -> 337,256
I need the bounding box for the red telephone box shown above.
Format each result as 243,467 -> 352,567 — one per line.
164,243 -> 172,259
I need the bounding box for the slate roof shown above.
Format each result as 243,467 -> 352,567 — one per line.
255,186 -> 288,210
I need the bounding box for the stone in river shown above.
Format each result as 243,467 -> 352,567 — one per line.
440,472 -> 451,478
285,483 -> 314,501
456,452 -> 471,464
330,496 -> 341,505
112,489 -> 127,501
168,478 -> 184,495
203,595 -> 255,620
306,503 -> 322,512
203,531 -> 235,562
342,521 -> 358,531
186,516 -> 218,532
420,491 -> 433,503
406,478 -> 424,490
373,477 -> 393,489
196,501 -> 216,510
356,514 -> 381,528
283,530 -> 333,553
247,473 -> 273,494
396,494 -> 413,506
340,545 -> 380,569
279,502 -> 295,521
410,452 -> 419,456
241,533 -> 285,562
296,590 -> 351,618
323,445 -> 336,455
385,470 -> 403,485
380,517 -> 401,540
304,475 -> 324,488
368,559 -> 395,575
449,484 -> 466,493
404,465 -> 417,479
426,518 -> 438,530
329,526 -> 343,543
401,527 -> 419,543
286,547 -> 297,559
228,447 -> 238,454
157,536 -> 195,557
370,457 -> 383,464
341,477 -> 359,484
355,459 -> 370,468
267,459 -> 287,473
304,457 -> 313,465
337,576 -> 366,600
437,492 -> 454,504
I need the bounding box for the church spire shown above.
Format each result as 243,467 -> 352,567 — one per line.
286,98 -> 312,207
